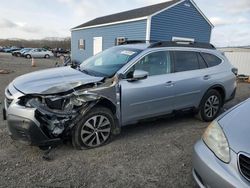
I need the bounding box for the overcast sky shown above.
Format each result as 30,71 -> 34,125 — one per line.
0,0 -> 249,47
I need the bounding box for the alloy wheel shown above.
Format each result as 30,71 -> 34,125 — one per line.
81,115 -> 111,147
204,95 -> 220,118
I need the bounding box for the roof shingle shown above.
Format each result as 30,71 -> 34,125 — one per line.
73,0 -> 182,29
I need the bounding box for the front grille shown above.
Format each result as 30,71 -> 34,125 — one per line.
5,88 -> 13,108
239,154 -> 250,181
6,98 -> 13,108
6,89 -> 12,96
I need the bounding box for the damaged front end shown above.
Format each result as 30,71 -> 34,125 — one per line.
20,91 -> 100,137
6,76 -> 120,148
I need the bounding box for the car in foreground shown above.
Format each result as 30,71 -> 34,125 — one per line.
12,48 -> 33,57
23,48 -> 54,59
192,99 -> 250,187
3,41 -> 237,150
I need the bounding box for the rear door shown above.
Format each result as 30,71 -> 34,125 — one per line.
171,50 -> 209,109
32,49 -> 40,57
120,50 -> 176,125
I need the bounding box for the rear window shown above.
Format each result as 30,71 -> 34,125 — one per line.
201,53 -> 222,67
174,51 -> 199,72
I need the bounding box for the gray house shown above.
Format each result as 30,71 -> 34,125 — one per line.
71,0 -> 213,63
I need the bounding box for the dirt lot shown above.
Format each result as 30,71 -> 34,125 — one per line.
0,52 -> 250,188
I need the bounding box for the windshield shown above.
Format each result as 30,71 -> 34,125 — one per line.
80,47 -> 142,77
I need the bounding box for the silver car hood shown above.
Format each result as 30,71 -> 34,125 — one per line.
13,66 -> 104,94
218,99 -> 250,153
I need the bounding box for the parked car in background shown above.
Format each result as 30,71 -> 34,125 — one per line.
23,48 -> 54,59
4,41 -> 237,150
52,48 -> 70,57
4,47 -> 22,53
12,48 -> 33,57
193,98 -> 250,188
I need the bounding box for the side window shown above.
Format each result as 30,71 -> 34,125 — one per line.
201,53 -> 222,67
174,51 -> 199,72
115,37 -> 127,45
78,39 -> 85,50
197,53 -> 208,69
128,51 -> 172,77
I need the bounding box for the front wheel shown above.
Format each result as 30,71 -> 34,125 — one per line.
72,107 -> 115,150
26,54 -> 31,59
196,89 -> 222,122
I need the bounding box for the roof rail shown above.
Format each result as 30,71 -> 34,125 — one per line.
119,40 -> 157,45
148,41 -> 216,49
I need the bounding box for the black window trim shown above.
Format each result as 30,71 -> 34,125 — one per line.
196,52 -> 208,69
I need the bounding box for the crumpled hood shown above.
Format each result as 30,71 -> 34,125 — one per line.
13,66 -> 104,94
218,99 -> 250,153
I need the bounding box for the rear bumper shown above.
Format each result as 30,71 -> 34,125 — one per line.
192,140 -> 250,188
225,88 -> 236,103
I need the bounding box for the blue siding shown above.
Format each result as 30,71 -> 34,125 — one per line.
150,0 -> 211,42
71,20 -> 147,62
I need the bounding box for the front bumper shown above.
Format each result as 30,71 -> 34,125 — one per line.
7,115 -> 61,146
4,84 -> 61,147
192,140 -> 250,188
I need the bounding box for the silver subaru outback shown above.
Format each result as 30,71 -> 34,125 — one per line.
3,41 -> 237,150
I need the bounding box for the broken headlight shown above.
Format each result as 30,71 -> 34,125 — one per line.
45,96 -> 85,111
19,96 -> 42,108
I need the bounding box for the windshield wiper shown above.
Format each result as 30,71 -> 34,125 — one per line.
81,69 -> 91,75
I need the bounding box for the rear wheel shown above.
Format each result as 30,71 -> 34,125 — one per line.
72,107 -> 115,150
45,54 -> 50,59
196,89 -> 222,122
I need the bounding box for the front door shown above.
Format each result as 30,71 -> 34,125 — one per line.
120,50 -> 175,125
93,37 -> 103,55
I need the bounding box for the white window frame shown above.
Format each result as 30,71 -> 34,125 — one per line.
116,37 -> 127,45
78,39 -> 85,50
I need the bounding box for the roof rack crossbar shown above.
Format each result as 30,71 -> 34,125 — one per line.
119,40 -> 157,45
148,41 -> 216,49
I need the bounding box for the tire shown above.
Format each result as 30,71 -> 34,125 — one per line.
26,54 -> 31,59
16,53 -> 21,57
39,145 -> 50,150
196,89 -> 222,122
45,54 -> 50,59
72,107 -> 115,150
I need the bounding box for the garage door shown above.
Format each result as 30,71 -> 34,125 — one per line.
93,37 -> 103,55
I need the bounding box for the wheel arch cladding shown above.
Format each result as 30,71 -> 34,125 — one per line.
94,98 -> 121,135
95,98 -> 116,115
210,85 -> 226,103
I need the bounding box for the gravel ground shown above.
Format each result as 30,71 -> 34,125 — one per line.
0,52 -> 250,188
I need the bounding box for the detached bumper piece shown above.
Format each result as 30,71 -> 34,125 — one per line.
7,115 -> 61,147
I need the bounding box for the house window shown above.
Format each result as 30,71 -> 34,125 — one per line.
78,39 -> 85,50
115,37 -> 127,45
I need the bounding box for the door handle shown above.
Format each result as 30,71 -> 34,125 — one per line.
203,75 -> 211,80
165,81 -> 175,87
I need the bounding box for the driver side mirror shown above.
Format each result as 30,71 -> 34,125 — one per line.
129,70 -> 148,81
